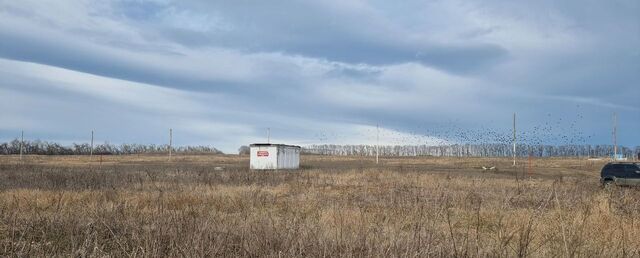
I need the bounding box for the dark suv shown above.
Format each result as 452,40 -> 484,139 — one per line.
601,162 -> 640,186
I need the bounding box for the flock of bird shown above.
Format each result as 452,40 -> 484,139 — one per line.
311,111 -> 597,147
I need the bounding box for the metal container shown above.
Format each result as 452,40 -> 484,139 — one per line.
250,144 -> 300,170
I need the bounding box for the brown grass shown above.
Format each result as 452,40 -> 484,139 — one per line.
0,155 -> 638,257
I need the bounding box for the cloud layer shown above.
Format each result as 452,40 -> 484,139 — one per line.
0,0 -> 638,152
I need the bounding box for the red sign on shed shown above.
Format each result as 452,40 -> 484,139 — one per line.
257,151 -> 269,157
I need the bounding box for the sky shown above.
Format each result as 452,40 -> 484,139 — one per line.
0,0 -> 638,153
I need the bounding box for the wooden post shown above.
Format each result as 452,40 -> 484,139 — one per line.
528,150 -> 532,177
19,130 -> 24,160
169,128 -> 173,161
376,124 -> 379,165
90,130 -> 94,158
613,112 -> 617,160
513,113 -> 516,167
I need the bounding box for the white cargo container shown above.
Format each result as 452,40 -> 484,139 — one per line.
250,144 -> 301,170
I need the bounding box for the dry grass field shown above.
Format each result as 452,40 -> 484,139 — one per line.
1,154 -> 639,257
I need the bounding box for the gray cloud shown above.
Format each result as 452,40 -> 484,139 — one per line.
108,0 -> 510,74
0,0 -> 638,152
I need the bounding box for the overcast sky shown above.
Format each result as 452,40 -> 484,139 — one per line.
0,0 -> 638,153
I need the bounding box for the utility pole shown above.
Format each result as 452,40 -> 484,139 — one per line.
513,113 -> 516,167
19,130 -> 24,160
267,128 -> 271,144
376,124 -> 379,164
613,112 -> 617,160
169,128 -> 173,161
90,130 -> 94,158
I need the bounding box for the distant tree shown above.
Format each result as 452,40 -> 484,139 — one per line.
238,145 -> 250,155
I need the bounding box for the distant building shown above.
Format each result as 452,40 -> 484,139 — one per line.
250,144 -> 300,170
613,154 -> 627,161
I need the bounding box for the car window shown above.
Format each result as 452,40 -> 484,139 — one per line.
619,164 -> 640,173
611,164 -> 625,172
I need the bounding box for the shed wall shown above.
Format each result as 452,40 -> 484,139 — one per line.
250,146 -> 278,169
277,146 -> 300,169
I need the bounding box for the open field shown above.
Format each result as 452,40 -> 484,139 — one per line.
1,155 -> 639,257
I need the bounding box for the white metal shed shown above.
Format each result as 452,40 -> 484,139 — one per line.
250,143 -> 300,170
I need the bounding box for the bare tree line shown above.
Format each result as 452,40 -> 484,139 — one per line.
0,139 -> 222,155
303,144 -> 640,158
3,139 -> 639,158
